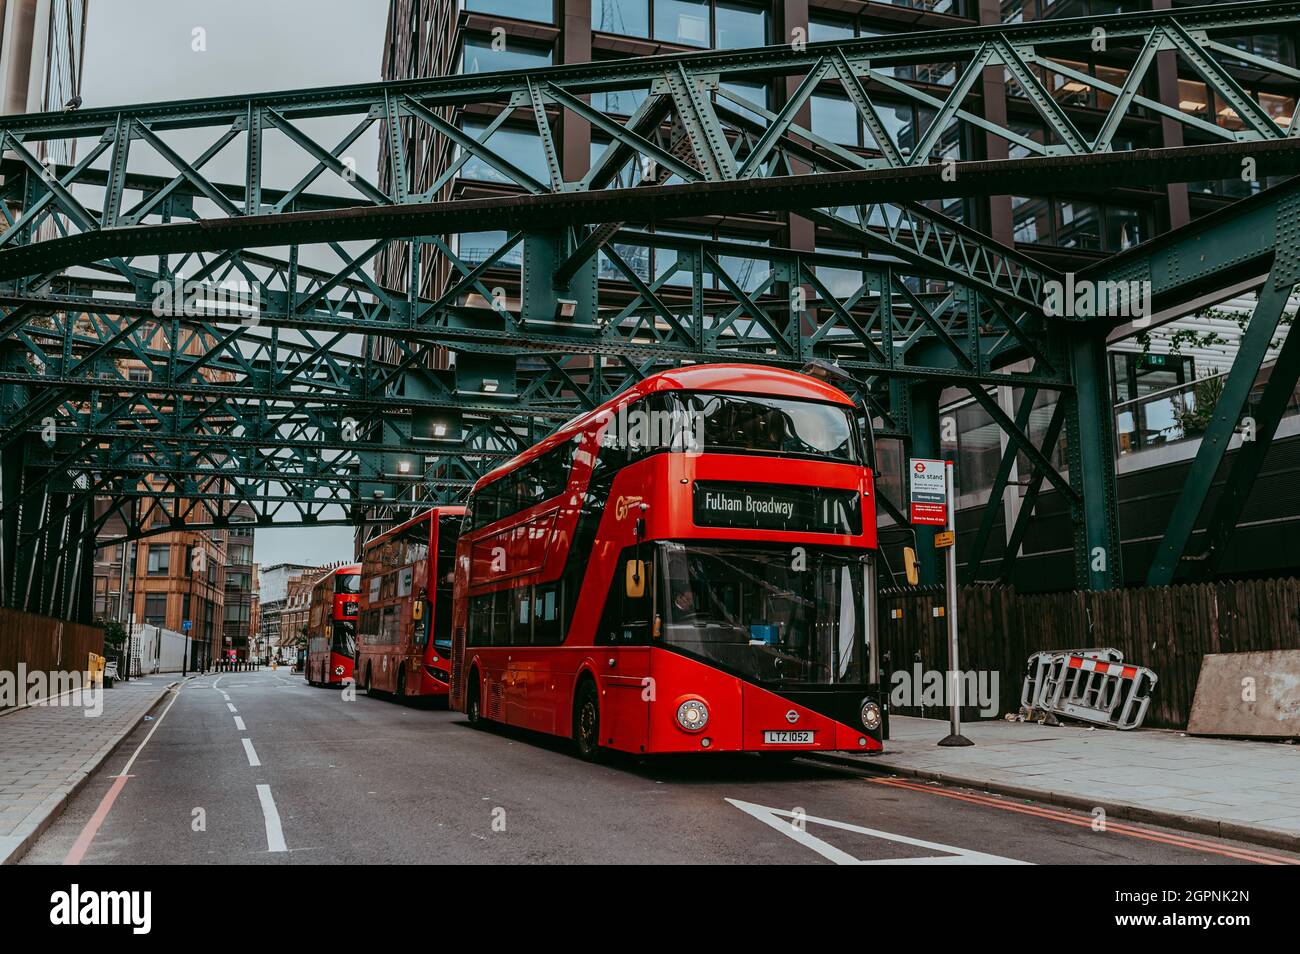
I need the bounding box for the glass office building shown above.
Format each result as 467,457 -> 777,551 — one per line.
0,0 -> 88,163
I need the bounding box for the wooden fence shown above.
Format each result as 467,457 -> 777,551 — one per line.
0,608 -> 104,710
878,578 -> 1300,729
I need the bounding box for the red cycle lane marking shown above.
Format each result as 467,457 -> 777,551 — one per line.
64,774 -> 130,866
63,681 -> 187,866
869,776 -> 1298,865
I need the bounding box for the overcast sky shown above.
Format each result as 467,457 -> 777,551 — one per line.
82,0 -> 390,569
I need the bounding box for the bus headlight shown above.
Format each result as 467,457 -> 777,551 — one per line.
860,700 -> 881,731
676,699 -> 709,732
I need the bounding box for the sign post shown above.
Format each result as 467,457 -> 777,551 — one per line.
908,459 -> 947,527
936,460 -> 972,747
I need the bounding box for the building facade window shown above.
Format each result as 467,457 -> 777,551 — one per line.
144,594 -> 167,627
146,545 -> 170,575
1012,196 -> 1147,252
590,0 -> 767,48
462,35 -> 552,74
463,0 -> 554,24
595,0 -> 649,37
714,2 -> 766,49
458,121 -> 550,187
655,0 -> 710,47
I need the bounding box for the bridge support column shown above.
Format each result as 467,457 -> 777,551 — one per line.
1066,330 -> 1123,590
0,438 -> 21,611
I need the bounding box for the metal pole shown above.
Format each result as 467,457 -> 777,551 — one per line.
865,555 -> 879,686
939,460 -> 972,747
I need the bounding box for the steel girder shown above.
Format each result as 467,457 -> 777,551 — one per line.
0,230 -> 1073,464
1080,178 -> 1300,585
1,189 -> 1293,590
1,1 -> 1296,291
0,1 -> 1297,606
5,140 -> 1299,284
958,175 -> 1300,588
1084,178 -> 1300,318
1145,270 -> 1299,586
0,225 -> 1080,582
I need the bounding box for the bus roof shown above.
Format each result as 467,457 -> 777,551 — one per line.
471,364 -> 856,493
363,505 -> 467,552
309,562 -> 361,590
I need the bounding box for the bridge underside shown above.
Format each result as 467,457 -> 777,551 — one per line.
1,1 -> 1298,619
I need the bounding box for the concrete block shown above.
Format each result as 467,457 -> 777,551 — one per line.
1187,650 -> 1300,739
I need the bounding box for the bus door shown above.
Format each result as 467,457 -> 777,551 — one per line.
410,590 -> 429,690
596,544 -> 654,751
411,592 -> 429,654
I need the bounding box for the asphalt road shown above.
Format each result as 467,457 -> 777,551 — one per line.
23,668 -> 1300,865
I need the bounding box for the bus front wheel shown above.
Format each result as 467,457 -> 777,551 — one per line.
573,680 -> 602,762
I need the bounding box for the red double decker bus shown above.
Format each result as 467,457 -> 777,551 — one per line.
356,506 -> 464,701
306,564 -> 360,688
451,364 -> 884,760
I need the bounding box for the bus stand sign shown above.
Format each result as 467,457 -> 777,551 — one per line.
909,458 -> 948,526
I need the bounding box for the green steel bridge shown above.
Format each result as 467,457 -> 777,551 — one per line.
1,0 -> 1298,619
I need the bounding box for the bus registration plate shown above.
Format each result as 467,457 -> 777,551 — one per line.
763,730 -> 814,744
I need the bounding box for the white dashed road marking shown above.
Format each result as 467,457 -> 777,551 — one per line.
256,784 -> 288,852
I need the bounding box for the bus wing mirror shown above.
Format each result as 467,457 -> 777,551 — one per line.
625,560 -> 647,599
903,546 -> 920,586
412,600 -> 424,621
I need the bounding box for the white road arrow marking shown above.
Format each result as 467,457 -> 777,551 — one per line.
726,798 -> 1030,865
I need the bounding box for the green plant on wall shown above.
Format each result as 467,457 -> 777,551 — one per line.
1175,374 -> 1227,435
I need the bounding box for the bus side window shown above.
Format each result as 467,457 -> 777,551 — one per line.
534,583 -> 561,645
512,588 -> 531,646
469,595 -> 490,646
489,589 -> 512,646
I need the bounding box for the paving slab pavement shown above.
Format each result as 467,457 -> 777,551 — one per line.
816,715 -> 1300,852
0,676 -> 179,864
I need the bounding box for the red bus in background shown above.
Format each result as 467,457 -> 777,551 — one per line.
306,564 -> 360,687
356,507 -> 464,701
451,364 -> 884,760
